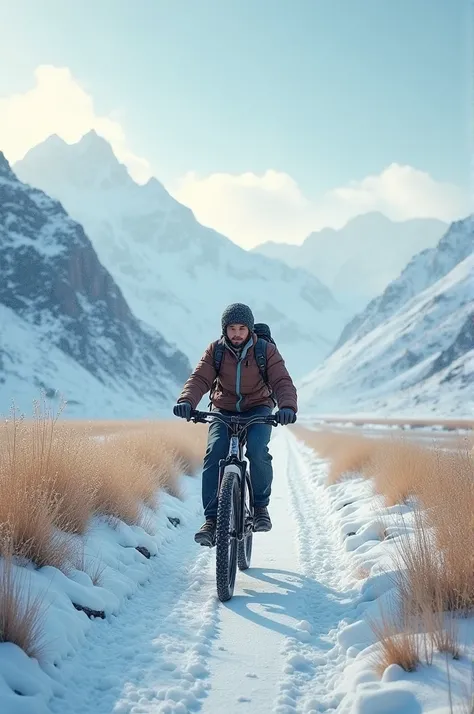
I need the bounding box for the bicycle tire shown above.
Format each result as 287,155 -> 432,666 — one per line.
215,470 -> 240,602
237,472 -> 253,571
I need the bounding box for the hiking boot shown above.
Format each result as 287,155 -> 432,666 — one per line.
253,507 -> 272,532
194,518 -> 216,547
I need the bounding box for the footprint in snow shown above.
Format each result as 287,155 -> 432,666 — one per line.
287,654 -> 312,671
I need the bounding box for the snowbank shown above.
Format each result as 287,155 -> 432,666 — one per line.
0,477 -> 200,714
294,436 -> 474,714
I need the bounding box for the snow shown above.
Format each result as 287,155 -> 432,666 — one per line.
254,212 -> 448,314
334,215 -> 474,351
0,304 -> 179,418
0,476 -> 203,714
1,155 -> 191,417
1,225 -> 67,258
311,439 -> 474,714
299,251 -> 474,418
1,428 -> 471,713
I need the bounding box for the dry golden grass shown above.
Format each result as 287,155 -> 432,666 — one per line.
0,400 -> 208,658
0,402 -> 207,566
369,596 -> 421,674
20,429 -> 99,535
293,427 -> 383,484
109,426 -> 204,502
365,439 -> 437,506
370,531 -> 461,671
370,447 -> 471,673
0,554 -> 47,660
294,426 -> 403,487
296,425 -> 474,676
430,615 -> 460,659
151,421 -> 207,476
86,423 -> 207,527
379,446 -> 474,616
74,548 -> 108,587
91,438 -> 158,526
35,419 -> 149,439
54,418 -> 208,471
0,414 -> 79,570
327,435 -> 386,486
417,448 -> 474,611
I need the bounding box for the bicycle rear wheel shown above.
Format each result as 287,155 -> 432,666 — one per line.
215,469 -> 240,602
237,472 -> 253,571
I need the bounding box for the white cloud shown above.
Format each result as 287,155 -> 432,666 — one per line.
0,65 -> 151,183
174,164 -> 470,248
173,170 -> 314,249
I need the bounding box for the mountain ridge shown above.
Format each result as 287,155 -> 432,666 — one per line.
15,132 -> 347,376
0,150 -> 191,416
298,216 -> 474,418
254,212 -> 448,312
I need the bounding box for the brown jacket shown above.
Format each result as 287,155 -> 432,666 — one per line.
178,334 -> 298,413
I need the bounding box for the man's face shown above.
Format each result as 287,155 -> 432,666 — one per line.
226,324 -> 250,347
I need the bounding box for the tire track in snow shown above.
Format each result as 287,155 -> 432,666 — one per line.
197,429 -> 361,714
48,482 -> 220,714
271,431 -> 359,714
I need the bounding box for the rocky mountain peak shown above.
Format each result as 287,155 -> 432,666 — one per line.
0,160 -> 191,415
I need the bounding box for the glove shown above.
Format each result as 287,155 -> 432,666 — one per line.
173,401 -> 192,421
275,408 -> 296,426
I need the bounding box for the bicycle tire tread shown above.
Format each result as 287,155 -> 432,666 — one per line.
215,471 -> 239,602
237,472 -> 253,571
237,533 -> 252,570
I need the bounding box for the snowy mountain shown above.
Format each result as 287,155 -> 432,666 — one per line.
254,212 -> 447,313
14,132 -> 346,377
334,217 -> 474,351
298,218 -> 474,417
0,152 -> 191,417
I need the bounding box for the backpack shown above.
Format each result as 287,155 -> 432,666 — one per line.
211,323 -> 276,405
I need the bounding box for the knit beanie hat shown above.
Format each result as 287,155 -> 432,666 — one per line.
221,303 -> 255,334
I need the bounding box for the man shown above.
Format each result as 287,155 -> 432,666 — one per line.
173,303 -> 297,546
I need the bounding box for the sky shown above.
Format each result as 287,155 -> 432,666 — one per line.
0,0 -> 472,248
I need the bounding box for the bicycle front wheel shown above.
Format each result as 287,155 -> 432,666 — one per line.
237,471 -> 253,571
215,469 -> 240,602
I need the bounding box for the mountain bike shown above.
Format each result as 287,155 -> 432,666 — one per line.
189,409 -> 278,602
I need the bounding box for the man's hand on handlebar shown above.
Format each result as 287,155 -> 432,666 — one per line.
274,408 -> 297,425
173,401 -> 192,421
173,407 -> 295,428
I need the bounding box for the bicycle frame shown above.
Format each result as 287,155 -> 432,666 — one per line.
222,426 -> 251,544
190,410 -> 278,541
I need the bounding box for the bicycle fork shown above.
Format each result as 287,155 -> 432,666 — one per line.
217,459 -> 248,542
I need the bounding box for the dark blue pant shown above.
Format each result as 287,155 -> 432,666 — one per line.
201,406 -> 273,518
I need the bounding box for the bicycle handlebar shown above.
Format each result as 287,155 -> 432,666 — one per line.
189,409 -> 279,428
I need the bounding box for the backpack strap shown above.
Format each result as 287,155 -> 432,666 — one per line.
254,338 -> 276,406
254,338 -> 268,383
213,338 -> 226,374
209,338 -> 226,408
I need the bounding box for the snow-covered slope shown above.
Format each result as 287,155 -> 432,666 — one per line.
15,133 -> 346,376
254,212 -> 447,312
334,216 -> 474,351
0,152 -> 191,417
298,231 -> 474,418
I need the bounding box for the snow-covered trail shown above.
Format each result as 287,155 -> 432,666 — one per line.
202,431 -> 357,714
48,430 -> 360,714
